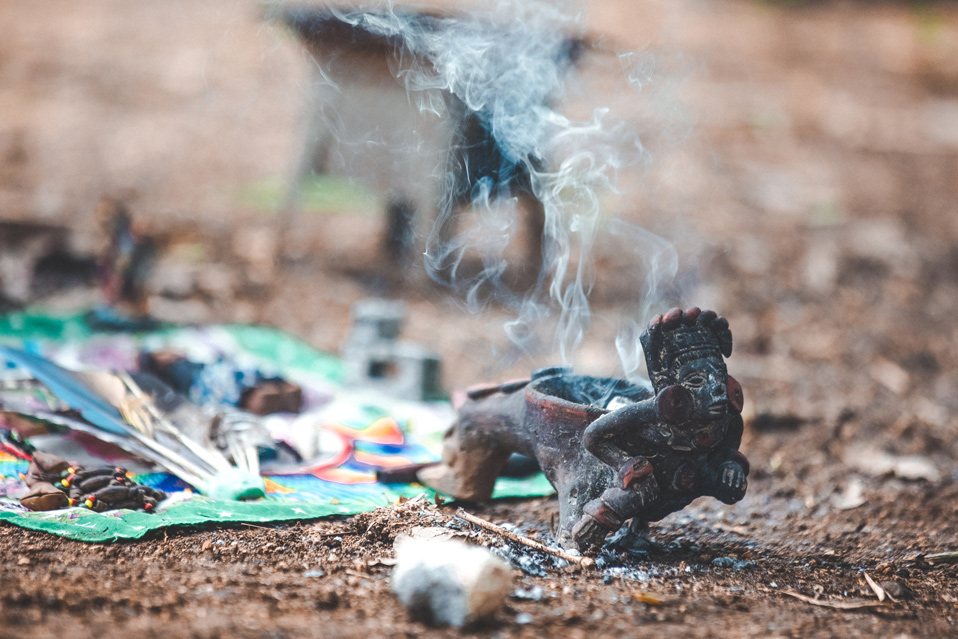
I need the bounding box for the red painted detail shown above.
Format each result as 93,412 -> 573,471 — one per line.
727,376 -> 744,413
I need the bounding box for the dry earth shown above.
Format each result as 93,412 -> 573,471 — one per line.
1,1 -> 957,637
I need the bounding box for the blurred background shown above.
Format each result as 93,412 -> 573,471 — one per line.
3,5 -> 957,631
1,0 -> 956,427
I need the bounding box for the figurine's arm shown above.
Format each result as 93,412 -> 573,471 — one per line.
706,414 -> 749,504
583,385 -> 695,488
582,398 -> 658,469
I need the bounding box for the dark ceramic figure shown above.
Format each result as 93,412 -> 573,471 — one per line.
418,307 -> 749,554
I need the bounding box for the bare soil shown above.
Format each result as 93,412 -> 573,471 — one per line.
2,1 -> 958,637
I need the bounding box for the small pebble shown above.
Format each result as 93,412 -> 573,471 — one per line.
512,586 -> 544,601
712,556 -> 757,570
880,581 -> 909,599
515,554 -> 547,577
304,570 -> 325,578
516,612 -> 534,624
392,538 -> 512,627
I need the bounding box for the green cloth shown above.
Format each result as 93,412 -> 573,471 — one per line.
0,473 -> 555,543
0,309 -> 556,542
0,495 -> 382,542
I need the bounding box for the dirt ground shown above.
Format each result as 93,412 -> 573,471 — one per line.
2,0 -> 958,637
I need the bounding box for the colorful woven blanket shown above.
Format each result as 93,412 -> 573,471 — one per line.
0,311 -> 552,542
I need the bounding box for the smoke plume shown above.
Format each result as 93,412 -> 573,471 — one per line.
313,0 -> 682,379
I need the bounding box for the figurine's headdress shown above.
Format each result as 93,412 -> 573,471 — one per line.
640,307 -> 733,391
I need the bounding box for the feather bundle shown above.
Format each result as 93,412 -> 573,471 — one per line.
0,346 -> 265,500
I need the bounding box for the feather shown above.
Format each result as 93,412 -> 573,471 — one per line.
0,347 -> 265,500
0,347 -> 129,434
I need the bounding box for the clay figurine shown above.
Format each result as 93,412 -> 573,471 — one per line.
418,307 -> 749,554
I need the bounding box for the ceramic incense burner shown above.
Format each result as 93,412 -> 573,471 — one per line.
419,307 -> 749,554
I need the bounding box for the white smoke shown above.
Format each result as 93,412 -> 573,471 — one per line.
314,0 -> 683,376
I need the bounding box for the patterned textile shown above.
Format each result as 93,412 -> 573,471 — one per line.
0,312 -> 553,542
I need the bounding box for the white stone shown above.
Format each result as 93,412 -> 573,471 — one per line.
392,537 -> 512,626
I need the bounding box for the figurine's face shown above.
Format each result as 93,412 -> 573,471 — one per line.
675,358 -> 728,420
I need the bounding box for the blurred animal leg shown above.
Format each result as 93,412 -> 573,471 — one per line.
382,196 -> 417,267
516,187 -> 545,278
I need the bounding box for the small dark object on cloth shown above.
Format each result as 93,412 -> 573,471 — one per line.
376,462 -> 437,485
418,307 -> 749,554
239,379 -> 304,416
139,350 -> 303,415
20,451 -> 166,513
20,482 -> 71,511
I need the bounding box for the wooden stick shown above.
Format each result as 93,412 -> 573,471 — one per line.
344,569 -> 373,579
782,590 -> 888,610
455,508 -> 595,569
925,551 -> 958,565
